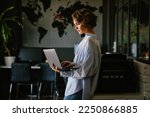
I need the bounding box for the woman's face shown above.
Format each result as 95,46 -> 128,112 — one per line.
73,19 -> 87,34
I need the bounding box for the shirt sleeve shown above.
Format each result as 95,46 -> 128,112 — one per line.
60,38 -> 99,79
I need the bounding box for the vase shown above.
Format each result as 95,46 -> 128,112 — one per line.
4,56 -> 16,66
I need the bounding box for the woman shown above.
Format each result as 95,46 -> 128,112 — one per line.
51,8 -> 101,100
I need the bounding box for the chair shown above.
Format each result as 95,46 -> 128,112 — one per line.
9,63 -> 38,99
38,63 -> 56,99
53,73 -> 66,100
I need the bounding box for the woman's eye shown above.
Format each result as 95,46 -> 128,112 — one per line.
74,23 -> 80,26
76,23 -> 80,25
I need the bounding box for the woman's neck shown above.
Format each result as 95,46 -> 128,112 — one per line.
84,28 -> 96,34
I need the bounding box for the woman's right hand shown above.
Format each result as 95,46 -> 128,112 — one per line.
61,61 -> 75,68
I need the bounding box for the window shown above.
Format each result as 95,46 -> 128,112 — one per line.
139,0 -> 149,60
114,0 -> 150,63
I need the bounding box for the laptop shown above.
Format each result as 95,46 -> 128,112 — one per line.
43,49 -> 80,71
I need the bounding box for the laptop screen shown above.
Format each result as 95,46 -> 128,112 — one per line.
43,49 -> 62,69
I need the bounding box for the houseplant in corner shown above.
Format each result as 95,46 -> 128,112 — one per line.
0,6 -> 23,66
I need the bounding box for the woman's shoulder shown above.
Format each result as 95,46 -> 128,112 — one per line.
84,34 -> 98,42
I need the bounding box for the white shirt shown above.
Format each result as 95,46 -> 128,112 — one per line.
61,33 -> 101,99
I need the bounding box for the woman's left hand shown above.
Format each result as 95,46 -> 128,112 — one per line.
50,63 -> 61,73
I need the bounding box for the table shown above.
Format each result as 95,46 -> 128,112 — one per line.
0,65 -> 41,69
0,65 -> 41,99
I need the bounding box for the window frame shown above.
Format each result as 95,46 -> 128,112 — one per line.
114,0 -> 150,64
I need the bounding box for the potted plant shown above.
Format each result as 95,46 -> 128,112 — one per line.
0,6 -> 23,66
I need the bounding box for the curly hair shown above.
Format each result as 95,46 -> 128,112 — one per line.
71,8 -> 97,29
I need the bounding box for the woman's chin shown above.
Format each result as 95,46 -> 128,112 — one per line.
78,32 -> 83,35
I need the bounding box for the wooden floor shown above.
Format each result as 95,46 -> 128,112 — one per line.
92,93 -> 144,100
